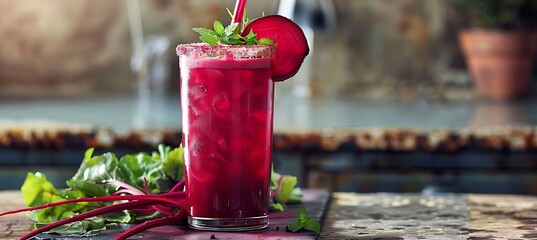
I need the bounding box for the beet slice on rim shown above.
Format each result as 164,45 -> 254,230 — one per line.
243,15 -> 310,82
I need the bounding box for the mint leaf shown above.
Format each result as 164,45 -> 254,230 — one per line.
192,27 -> 216,36
214,21 -> 225,36
193,27 -> 219,46
287,220 -> 304,232
193,18 -> 274,46
224,23 -> 239,35
222,33 -> 243,45
199,34 -> 219,46
258,38 -> 275,45
303,218 -> 321,234
244,29 -> 257,45
298,206 -> 307,222
287,207 -> 321,234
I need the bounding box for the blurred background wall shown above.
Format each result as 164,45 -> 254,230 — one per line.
0,0 -> 532,100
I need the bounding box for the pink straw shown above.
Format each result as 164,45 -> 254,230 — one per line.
232,0 -> 248,23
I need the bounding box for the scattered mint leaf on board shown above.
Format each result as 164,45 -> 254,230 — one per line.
303,218 -> 321,234
287,207 -> 321,234
287,220 -> 304,232
298,206 -> 306,222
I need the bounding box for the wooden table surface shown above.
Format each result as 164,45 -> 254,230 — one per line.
2,190 -> 537,239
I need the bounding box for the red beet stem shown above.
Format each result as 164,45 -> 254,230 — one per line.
152,205 -> 174,216
232,0 -> 248,24
0,192 -> 185,217
130,207 -> 158,216
113,189 -> 140,196
105,179 -> 145,195
143,178 -> 152,195
113,211 -> 186,240
170,180 -> 185,193
20,200 -> 151,240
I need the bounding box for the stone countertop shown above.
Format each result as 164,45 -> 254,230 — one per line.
321,193 -> 537,239
2,190 -> 537,239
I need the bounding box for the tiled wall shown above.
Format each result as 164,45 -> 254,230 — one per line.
0,0 -> 511,99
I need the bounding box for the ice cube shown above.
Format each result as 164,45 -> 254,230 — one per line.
188,131 -> 212,157
229,79 -> 250,100
188,113 -> 207,132
217,138 -> 230,153
191,69 -> 225,86
230,134 -> 253,153
212,93 -> 231,113
188,84 -> 208,101
190,153 -> 226,180
209,153 -> 227,165
189,95 -> 211,117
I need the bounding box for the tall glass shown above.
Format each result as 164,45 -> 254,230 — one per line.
177,44 -> 276,231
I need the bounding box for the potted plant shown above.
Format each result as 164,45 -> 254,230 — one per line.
453,0 -> 537,99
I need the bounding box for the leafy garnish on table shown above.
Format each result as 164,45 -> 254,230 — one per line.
287,207 -> 321,234
16,145 -> 302,237
20,145 -> 184,236
270,170 -> 302,211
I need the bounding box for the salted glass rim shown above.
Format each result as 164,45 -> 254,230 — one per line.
176,43 -> 276,58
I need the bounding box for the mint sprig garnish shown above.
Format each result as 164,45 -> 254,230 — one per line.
193,20 -> 274,46
287,207 -> 321,234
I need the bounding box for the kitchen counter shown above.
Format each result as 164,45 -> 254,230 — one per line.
1,95 -> 537,194
1,94 -> 536,133
2,190 -> 537,239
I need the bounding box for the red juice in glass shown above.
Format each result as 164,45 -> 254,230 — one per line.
177,44 -> 276,231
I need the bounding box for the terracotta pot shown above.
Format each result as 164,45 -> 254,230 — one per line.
459,30 -> 534,99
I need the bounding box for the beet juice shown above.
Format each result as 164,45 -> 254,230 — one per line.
177,44 -> 276,231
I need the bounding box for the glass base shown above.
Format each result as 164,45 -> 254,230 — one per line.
188,216 -> 269,231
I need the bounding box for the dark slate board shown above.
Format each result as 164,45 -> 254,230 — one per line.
35,189 -> 330,240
